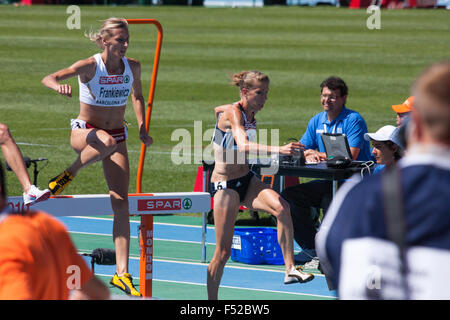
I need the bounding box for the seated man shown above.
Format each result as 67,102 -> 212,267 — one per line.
281,76 -> 371,264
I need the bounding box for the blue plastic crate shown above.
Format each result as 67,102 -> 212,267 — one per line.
231,227 -> 284,265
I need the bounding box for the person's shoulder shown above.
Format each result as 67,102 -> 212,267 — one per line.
216,103 -> 239,114
342,107 -> 365,120
0,214 -> 34,231
307,111 -> 325,125
216,102 -> 236,110
340,173 -> 383,207
70,56 -> 97,74
215,103 -> 241,125
126,57 -> 141,69
76,56 -> 97,67
26,211 -> 69,237
0,214 -> 39,245
311,110 -> 326,119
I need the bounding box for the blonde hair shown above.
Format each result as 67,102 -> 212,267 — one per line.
230,70 -> 269,90
86,17 -> 128,50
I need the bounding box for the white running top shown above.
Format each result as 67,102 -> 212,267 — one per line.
78,53 -> 134,107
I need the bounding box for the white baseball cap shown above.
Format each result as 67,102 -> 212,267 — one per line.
364,125 -> 403,148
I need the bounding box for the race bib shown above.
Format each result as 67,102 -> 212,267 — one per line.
213,181 -> 227,191
70,119 -> 87,130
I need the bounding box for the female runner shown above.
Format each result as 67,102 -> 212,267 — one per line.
207,70 -> 313,300
42,18 -> 152,297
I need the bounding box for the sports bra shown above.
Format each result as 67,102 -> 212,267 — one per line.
212,102 -> 257,150
78,53 -> 134,107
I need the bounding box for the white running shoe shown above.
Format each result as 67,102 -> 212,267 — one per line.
304,257 -> 320,270
284,266 -> 314,284
294,248 -> 317,263
23,185 -> 51,205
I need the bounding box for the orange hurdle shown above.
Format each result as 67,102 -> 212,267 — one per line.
126,19 -> 163,298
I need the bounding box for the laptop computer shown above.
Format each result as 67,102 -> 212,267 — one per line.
320,133 -> 368,167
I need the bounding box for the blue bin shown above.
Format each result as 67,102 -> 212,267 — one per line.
231,227 -> 284,265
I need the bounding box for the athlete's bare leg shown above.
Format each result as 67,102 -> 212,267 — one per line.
0,123 -> 32,193
244,177 -> 295,273
207,189 -> 240,300
67,128 -> 118,177
102,142 -> 130,276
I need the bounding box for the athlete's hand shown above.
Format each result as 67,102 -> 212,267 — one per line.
57,84 -> 72,97
279,142 -> 304,156
140,132 -> 153,147
0,123 -> 10,145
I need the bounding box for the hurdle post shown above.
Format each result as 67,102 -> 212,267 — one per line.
139,214 -> 154,297
126,18 -> 163,298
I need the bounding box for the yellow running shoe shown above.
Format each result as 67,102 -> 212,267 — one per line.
48,171 -> 73,195
110,273 -> 142,297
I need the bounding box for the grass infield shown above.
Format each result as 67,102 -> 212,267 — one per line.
1,5 -> 449,207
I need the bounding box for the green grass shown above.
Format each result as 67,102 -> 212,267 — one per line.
1,5 -> 449,200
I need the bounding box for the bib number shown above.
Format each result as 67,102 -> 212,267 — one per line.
70,119 -> 87,130
214,181 -> 227,191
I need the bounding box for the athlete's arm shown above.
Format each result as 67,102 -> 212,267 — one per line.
128,58 -> 153,147
226,106 -> 303,156
41,58 -> 96,98
214,104 -> 232,118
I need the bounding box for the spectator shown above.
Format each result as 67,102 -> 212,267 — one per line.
281,76 -> 371,264
316,61 -> 450,299
392,96 -> 413,127
0,162 -> 110,300
364,125 -> 404,174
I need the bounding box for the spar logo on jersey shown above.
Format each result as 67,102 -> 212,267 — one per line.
99,75 -> 124,85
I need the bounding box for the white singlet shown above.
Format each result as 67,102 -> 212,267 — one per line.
78,53 -> 134,107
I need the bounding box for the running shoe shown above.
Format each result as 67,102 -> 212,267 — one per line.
284,266 -> 314,284
110,273 -> 142,297
304,257 -> 320,270
48,171 -> 73,195
294,248 -> 317,264
23,185 -> 51,205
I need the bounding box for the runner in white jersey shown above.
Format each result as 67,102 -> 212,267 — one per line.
207,70 -> 313,300
41,17 -> 152,297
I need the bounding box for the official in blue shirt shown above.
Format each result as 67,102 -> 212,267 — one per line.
281,76 -> 371,263
301,107 -> 372,161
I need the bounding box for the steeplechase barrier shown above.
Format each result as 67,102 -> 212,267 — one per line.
6,192 -> 211,298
